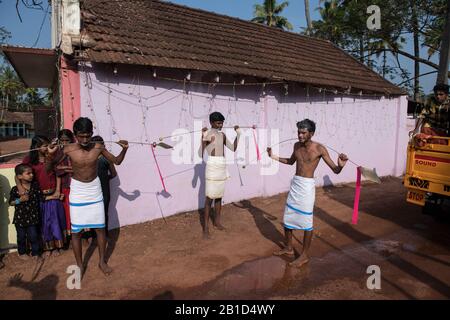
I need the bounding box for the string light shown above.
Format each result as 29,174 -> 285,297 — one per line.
345,86 -> 352,94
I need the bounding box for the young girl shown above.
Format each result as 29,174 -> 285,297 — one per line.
10,164 -> 43,260
20,135 -> 66,256
56,129 -> 75,240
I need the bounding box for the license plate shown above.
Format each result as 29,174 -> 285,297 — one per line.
407,190 -> 426,206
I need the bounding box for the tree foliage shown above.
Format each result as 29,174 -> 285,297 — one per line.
252,0 -> 294,31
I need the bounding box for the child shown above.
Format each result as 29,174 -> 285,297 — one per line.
20,136 -> 66,257
56,129 -> 75,240
201,112 -> 240,239
91,136 -> 117,234
9,164 -> 42,260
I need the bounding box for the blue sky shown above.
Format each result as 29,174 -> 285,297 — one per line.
0,0 -> 443,94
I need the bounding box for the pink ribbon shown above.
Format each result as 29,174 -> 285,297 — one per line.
252,128 -> 261,161
352,167 -> 362,225
151,145 -> 167,192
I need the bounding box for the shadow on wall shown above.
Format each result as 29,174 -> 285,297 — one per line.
192,162 -> 206,230
322,175 -> 335,193
0,173 -> 13,250
108,175 -> 141,230
106,174 -> 140,262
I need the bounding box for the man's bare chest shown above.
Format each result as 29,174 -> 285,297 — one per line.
295,149 -> 321,164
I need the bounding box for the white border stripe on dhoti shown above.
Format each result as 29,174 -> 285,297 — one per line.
69,177 -> 105,233
283,175 -> 316,231
205,156 -> 229,200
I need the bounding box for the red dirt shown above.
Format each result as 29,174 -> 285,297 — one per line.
0,177 -> 449,300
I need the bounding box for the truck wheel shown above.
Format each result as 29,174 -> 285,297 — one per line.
422,201 -> 437,216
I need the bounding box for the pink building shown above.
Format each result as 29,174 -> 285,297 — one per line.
1,0 -> 408,236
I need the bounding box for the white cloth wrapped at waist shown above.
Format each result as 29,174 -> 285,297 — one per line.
69,177 -> 105,233
283,176 -> 316,231
205,156 -> 230,200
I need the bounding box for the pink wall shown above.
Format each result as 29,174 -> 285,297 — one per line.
61,56 -> 81,130
78,63 -> 409,229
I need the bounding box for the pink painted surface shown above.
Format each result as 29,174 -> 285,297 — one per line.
352,167 -> 362,225
0,163 -> 19,169
78,64 -> 409,229
61,56 -> 81,130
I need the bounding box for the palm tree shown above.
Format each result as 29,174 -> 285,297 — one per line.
252,0 -> 293,31
0,67 -> 25,112
304,0 -> 312,35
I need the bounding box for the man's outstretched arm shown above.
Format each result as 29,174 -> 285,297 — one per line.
224,126 -> 241,152
46,144 -> 65,173
267,146 -> 296,165
100,140 -> 129,165
320,145 -> 347,174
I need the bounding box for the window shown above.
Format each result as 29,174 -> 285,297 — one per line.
11,123 -> 18,136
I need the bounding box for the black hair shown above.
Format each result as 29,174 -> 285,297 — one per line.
433,83 -> 449,94
297,119 -> 316,133
58,129 -> 75,142
29,135 -> 50,165
73,117 -> 93,135
209,112 -> 225,122
91,135 -> 104,144
15,163 -> 31,176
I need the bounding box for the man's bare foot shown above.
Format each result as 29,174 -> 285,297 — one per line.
18,254 -> 29,261
203,230 -> 211,239
289,254 -> 310,268
52,249 -> 61,257
213,223 -> 226,231
273,247 -> 295,256
98,262 -> 112,275
43,251 -> 52,258
31,255 -> 43,262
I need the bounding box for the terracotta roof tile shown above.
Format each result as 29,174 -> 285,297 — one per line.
79,0 -> 404,94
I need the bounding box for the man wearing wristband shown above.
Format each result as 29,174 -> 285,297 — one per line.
201,112 -> 240,239
268,119 -> 348,268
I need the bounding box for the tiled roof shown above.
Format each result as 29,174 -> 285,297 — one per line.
0,110 -> 34,127
79,0 -> 404,95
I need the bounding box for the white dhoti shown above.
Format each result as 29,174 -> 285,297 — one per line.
205,156 -> 229,200
69,177 -> 105,233
283,176 -> 316,231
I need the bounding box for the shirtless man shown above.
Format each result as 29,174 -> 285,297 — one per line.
48,117 -> 128,275
201,112 -> 240,239
268,119 -> 348,268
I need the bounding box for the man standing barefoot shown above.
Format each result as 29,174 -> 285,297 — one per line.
48,117 -> 128,275
268,119 -> 348,268
201,112 -> 240,239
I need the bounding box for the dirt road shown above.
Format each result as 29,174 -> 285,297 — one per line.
1,177 -> 449,300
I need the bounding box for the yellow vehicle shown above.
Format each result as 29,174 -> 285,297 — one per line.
404,136 -> 450,213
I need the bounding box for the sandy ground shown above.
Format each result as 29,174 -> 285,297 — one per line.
0,177 -> 449,300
